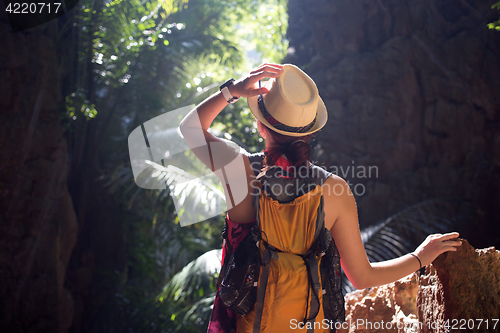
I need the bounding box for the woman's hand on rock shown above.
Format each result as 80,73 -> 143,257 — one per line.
414,232 -> 462,267
229,63 -> 283,98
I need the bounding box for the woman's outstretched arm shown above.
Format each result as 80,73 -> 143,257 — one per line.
324,175 -> 462,290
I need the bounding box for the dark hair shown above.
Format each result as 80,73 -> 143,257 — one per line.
257,120 -> 315,168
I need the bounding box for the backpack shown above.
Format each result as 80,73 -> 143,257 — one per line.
217,153 -> 345,332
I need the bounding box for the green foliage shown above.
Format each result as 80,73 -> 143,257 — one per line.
56,0 -> 289,330
156,249 -> 221,331
489,2 -> 500,30
64,88 -> 98,120
234,0 -> 289,65
216,101 -> 265,152
169,0 -> 289,153
105,185 -> 224,332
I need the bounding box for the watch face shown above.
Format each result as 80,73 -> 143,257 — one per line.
220,78 -> 235,90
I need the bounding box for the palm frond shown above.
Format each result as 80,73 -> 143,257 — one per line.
156,249 -> 221,331
341,198 -> 475,293
158,249 -> 221,303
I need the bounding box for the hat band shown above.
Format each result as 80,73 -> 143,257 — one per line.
258,95 -> 316,134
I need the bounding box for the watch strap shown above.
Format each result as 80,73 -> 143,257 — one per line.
221,86 -> 236,103
220,78 -> 239,103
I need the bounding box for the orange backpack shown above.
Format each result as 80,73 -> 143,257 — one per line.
219,154 -> 344,333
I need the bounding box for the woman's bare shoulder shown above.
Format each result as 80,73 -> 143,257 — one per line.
323,174 -> 351,194
323,174 -> 357,229
325,173 -> 346,183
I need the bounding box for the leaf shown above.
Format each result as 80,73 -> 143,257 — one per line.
341,198 -> 475,293
158,249 -> 221,303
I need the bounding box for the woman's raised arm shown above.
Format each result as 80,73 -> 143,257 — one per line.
179,63 -> 284,222
179,64 -> 283,170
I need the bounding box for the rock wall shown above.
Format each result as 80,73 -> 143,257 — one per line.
418,240 -> 500,333
286,0 -> 500,247
337,240 -> 500,333
0,20 -> 77,333
337,275 -> 419,332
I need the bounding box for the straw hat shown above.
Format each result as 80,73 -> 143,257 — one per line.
247,64 -> 328,137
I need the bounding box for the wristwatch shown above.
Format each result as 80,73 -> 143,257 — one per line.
220,78 -> 240,103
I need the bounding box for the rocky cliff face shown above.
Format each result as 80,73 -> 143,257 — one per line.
286,0 -> 500,247
418,240 -> 500,333
337,240 -> 500,333
337,275 -> 419,332
0,20 -> 77,333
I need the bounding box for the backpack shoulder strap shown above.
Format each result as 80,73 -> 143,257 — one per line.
247,152 -> 265,177
309,164 -> 332,241
247,152 -> 264,228
310,164 -> 333,186
216,220 -> 231,290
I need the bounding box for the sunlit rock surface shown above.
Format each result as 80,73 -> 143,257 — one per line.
418,239 -> 500,333
337,240 -> 500,333
337,275 -> 419,333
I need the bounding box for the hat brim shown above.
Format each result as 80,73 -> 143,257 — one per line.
247,81 -> 328,137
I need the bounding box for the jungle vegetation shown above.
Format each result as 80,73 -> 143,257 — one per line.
36,0 -> 497,331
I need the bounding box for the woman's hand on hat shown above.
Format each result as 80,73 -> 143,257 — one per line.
413,232 -> 462,267
230,63 -> 284,98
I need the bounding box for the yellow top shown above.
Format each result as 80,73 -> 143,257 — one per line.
237,185 -> 330,333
